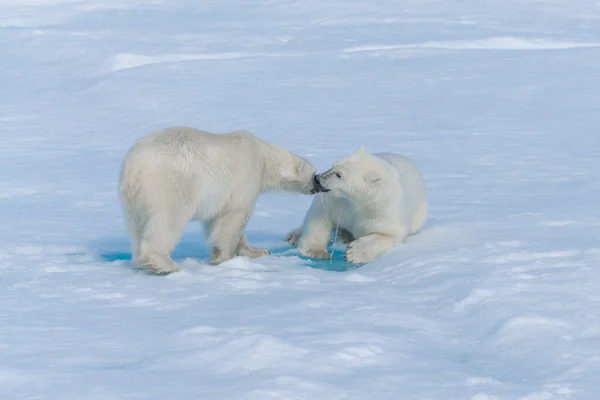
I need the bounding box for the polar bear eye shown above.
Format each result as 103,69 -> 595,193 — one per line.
335,172 -> 342,178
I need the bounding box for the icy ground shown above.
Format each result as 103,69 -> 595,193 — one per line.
2,0 -> 600,399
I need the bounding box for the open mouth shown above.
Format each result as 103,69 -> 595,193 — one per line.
313,174 -> 330,193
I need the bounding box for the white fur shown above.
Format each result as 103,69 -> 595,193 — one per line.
286,146 -> 428,264
119,126 -> 318,274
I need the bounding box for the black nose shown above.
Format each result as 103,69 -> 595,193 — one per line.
312,174 -> 330,193
310,174 -> 320,194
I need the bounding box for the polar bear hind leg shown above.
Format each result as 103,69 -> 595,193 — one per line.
137,208 -> 193,274
410,202 -> 429,235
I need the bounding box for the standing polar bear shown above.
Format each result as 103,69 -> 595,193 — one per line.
286,146 -> 428,264
119,126 -> 319,274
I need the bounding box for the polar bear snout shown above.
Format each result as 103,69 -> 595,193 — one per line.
313,174 -> 330,193
310,174 -> 320,194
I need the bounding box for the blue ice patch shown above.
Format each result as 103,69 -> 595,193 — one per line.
101,251 -> 131,263
99,242 -> 360,272
271,246 -> 361,272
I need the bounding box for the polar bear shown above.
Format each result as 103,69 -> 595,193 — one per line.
119,126 -> 319,274
285,146 -> 428,264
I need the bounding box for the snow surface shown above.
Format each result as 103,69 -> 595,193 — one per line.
2,0 -> 600,399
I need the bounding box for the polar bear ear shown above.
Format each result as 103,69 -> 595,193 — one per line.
365,171 -> 381,184
357,145 -> 367,154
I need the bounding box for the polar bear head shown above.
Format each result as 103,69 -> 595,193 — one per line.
313,146 -> 389,200
264,148 -> 319,195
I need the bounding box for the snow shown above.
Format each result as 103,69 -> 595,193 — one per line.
342,37 -> 600,52
1,0 -> 600,399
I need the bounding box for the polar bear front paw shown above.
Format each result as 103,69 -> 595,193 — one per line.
285,227 -> 302,246
345,244 -> 373,264
345,234 -> 398,264
299,248 -> 330,259
345,238 -> 384,264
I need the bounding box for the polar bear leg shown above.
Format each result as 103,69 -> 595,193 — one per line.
136,211 -> 191,274
284,227 -> 303,246
125,218 -> 142,262
345,233 -> 402,264
287,226 -> 353,246
207,208 -> 253,265
297,217 -> 333,259
237,234 -> 271,259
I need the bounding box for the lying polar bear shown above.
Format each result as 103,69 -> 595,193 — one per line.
286,146 -> 428,264
119,126 -> 319,274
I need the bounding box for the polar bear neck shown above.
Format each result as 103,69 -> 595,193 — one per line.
257,141 -> 294,192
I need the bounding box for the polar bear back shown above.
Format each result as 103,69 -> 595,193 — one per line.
123,127 -> 265,221
374,152 -> 428,234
